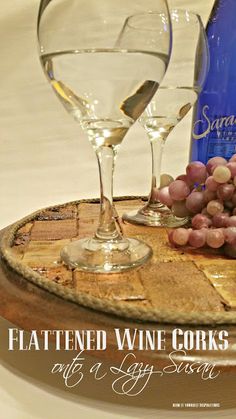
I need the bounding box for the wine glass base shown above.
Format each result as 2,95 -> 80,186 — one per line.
61,237 -> 152,273
122,209 -> 189,227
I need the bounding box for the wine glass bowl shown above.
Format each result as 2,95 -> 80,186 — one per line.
37,0 -> 171,272
119,10 -> 209,227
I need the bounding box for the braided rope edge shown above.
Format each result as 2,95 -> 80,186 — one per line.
1,198 -> 236,326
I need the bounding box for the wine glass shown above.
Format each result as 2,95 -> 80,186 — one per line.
37,0 -> 171,272
119,10 -> 209,227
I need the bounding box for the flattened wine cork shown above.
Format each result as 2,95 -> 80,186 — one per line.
31,219 -> 77,241
22,239 -> 70,268
73,270 -> 147,302
195,260 -> 236,310
36,204 -> 77,221
140,261 -> 224,313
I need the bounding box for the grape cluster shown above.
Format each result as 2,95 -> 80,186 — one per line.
158,155 -> 236,257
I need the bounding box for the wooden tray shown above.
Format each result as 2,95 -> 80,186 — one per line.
1,198 -> 236,368
1,198 -> 236,325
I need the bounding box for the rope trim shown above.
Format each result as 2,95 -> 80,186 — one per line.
1,198 -> 236,326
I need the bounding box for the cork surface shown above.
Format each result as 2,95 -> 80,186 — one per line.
6,198 -> 236,318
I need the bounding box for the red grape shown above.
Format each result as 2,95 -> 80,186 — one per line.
185,191 -> 205,213
168,230 -> 176,246
229,154 -> 236,162
217,183 -> 235,201
227,216 -> 236,227
226,162 -> 236,177
172,228 -> 190,246
169,180 -> 190,201
224,227 -> 236,245
192,213 -> 212,229
205,176 -> 219,192
176,174 -> 193,187
207,200 -> 224,216
206,157 -> 227,174
186,161 -> 207,184
212,212 -> 230,228
213,165 -> 231,183
158,186 -> 173,208
160,174 -> 174,188
206,229 -> 225,248
203,189 -> 217,203
172,200 -> 191,218
188,229 -> 206,248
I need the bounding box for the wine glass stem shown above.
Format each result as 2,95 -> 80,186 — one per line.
148,136 -> 166,206
95,146 -> 122,241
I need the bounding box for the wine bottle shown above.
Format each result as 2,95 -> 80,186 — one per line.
190,0 -> 236,163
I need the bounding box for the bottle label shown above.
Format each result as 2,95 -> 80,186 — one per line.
193,105 -> 236,140
192,104 -> 236,160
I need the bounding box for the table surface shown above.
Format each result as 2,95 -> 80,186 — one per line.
2,1 -> 236,418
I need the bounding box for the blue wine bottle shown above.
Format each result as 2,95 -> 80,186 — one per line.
190,0 -> 236,163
